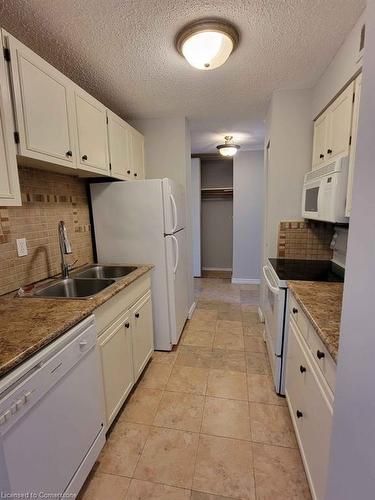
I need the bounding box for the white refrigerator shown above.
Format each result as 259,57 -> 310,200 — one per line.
90,178 -> 189,351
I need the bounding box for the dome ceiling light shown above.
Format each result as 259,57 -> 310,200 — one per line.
176,19 -> 239,70
217,136 -> 240,157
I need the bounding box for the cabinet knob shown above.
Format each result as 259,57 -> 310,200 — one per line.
292,307 -> 298,314
66,150 -> 73,157
319,154 -> 324,159
135,313 -> 140,319
82,154 -> 88,161
127,170 -> 131,174
296,410 -> 303,419
134,173 -> 138,177
316,350 -> 325,360
125,322 -> 130,328
299,365 -> 306,373
327,149 -> 332,154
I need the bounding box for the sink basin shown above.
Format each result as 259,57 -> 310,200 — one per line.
34,278 -> 115,299
74,265 -> 137,280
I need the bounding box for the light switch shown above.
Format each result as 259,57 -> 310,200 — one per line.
16,238 -> 28,257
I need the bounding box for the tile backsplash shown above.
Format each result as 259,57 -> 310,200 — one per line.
0,167 -> 94,295
278,220 -> 334,260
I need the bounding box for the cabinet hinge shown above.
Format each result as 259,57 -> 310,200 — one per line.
109,162 -> 111,170
106,116 -> 108,124
14,131 -> 20,144
352,92 -> 355,103
349,135 -> 352,146
3,47 -> 10,62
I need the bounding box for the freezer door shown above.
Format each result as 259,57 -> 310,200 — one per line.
162,178 -> 186,234
165,230 -> 189,344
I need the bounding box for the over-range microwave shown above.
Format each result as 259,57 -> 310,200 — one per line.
302,156 -> 349,223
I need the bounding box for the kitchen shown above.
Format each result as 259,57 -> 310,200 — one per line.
0,1 -> 374,500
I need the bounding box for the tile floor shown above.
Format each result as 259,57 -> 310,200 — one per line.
79,278 -> 311,500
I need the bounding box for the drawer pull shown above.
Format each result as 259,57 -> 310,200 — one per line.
296,410 -> 303,419
292,307 -> 298,314
135,313 -> 140,319
299,365 -> 306,373
82,154 -> 88,161
125,322 -> 130,328
316,350 -> 325,360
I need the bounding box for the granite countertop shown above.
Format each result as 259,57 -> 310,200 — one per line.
0,264 -> 153,379
288,281 -> 344,362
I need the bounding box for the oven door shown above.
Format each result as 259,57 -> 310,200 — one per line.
302,178 -> 321,220
262,265 -> 286,389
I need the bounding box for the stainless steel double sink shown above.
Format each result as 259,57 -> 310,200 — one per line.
33,265 -> 137,299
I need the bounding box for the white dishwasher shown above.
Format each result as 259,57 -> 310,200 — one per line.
0,315 -> 106,496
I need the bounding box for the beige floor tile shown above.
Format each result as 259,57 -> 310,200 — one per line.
139,361 -> 172,389
166,365 -> 209,395
126,479 -> 191,499
213,332 -> 244,351
241,304 -> 259,313
210,349 -> 246,373
247,374 -> 287,406
98,422 -> 150,477
153,391 -> 204,432
242,312 -> 261,326
121,387 -> 163,424
217,310 -> 242,321
193,434 -> 255,499
176,346 -> 213,368
250,403 -> 297,448
201,397 -> 251,440
216,320 -> 243,335
193,309 -> 218,321
253,443 -> 312,499
207,369 -> 247,400
79,471 -> 130,500
191,492 -> 235,500
182,329 -> 215,348
244,336 -> 266,353
243,323 -> 264,337
187,318 -> 216,332
134,427 -> 199,488
151,350 -> 178,366
245,352 -> 271,375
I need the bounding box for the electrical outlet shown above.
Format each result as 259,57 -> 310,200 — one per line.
16,238 -> 28,257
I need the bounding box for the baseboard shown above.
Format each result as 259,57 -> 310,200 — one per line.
188,301 -> 197,319
202,267 -> 232,271
258,306 -> 265,323
231,278 -> 261,284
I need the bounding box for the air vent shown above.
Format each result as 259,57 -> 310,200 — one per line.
305,162 -> 341,182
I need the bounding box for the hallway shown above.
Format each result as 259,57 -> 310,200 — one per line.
80,278 -> 311,499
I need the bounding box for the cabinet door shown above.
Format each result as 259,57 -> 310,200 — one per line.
5,32 -> 76,169
130,127 -> 145,180
312,112 -> 329,169
99,313 -> 134,427
107,110 -> 132,180
0,39 -> 21,205
346,73 -> 362,217
326,82 -> 354,161
75,89 -> 109,175
131,292 -> 154,381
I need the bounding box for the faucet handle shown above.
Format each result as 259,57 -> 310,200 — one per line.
68,259 -> 79,271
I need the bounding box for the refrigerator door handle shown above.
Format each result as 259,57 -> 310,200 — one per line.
170,194 -> 178,233
171,235 -> 179,274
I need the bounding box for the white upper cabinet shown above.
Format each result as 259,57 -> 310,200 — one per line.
346,73 -> 362,217
129,126 -> 145,180
107,110 -> 131,180
74,88 -> 109,175
4,31 -> 76,169
312,81 -> 355,170
0,37 -> 21,205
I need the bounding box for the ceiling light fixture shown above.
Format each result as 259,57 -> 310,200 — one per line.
217,136 -> 240,157
176,19 -> 239,70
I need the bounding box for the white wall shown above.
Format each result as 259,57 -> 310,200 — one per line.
132,116 -> 195,310
312,11 -> 365,117
326,3 -> 375,498
191,158 -> 201,277
232,150 -> 264,283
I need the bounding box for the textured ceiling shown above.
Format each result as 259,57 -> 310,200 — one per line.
0,0 -> 365,152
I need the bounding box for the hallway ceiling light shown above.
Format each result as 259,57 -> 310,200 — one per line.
217,136 -> 240,156
176,19 -> 239,70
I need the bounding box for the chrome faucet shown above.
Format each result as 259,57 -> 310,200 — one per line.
58,221 -> 75,278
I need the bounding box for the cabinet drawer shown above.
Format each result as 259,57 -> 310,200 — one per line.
307,328 -> 336,392
289,295 -> 309,342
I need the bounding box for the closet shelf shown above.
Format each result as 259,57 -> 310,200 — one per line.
201,187 -> 233,199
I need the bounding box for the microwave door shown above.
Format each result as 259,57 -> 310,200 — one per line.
303,180 -> 320,219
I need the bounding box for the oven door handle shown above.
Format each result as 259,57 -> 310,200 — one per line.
262,266 -> 280,295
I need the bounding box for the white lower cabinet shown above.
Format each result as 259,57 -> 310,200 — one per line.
286,315 -> 334,500
95,274 -> 153,428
